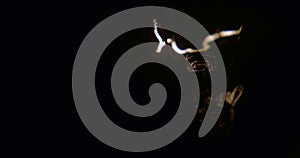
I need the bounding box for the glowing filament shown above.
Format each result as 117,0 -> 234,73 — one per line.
153,19 -> 166,53
153,19 -> 243,54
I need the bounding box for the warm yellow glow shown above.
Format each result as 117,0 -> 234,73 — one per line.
226,84 -> 244,107
201,26 -> 243,52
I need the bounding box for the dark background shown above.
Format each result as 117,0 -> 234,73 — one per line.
18,0 -> 299,157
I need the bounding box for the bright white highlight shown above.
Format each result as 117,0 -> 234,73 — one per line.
167,38 -> 194,54
153,19 -> 166,53
153,19 -> 242,54
201,26 -> 243,52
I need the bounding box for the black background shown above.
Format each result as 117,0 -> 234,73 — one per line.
17,0 -> 299,157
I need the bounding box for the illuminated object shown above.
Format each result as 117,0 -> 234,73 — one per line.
154,19 -> 243,54
153,19 -> 244,126
226,84 -> 244,107
199,85 -> 244,126
153,19 -> 166,53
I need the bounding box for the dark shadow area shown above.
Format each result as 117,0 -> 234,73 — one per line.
35,0 -> 299,157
